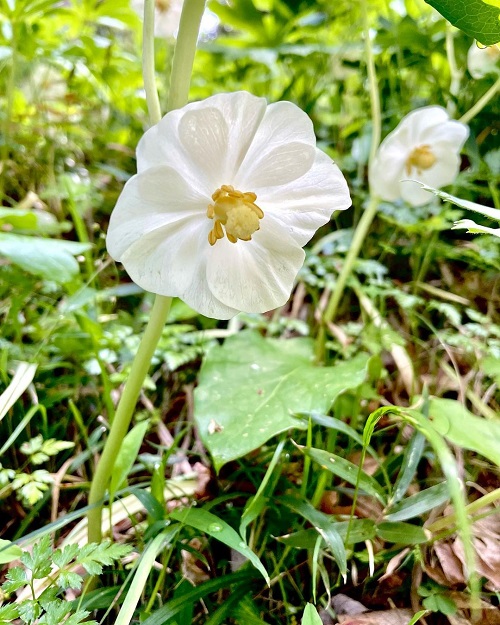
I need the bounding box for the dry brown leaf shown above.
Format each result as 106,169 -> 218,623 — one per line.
429,542 -> 466,586
453,514 -> 500,591
447,607 -> 500,625
449,591 -> 500,622
320,490 -> 340,514
379,547 -> 410,581
337,608 -> 413,625
331,594 -> 369,616
425,508 -> 500,591
180,537 -> 210,585
446,614 -> 471,625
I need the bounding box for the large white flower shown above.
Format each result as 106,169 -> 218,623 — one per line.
467,41 -> 500,79
107,91 -> 351,319
369,106 -> 469,207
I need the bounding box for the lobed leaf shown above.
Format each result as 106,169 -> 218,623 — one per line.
194,331 -> 369,470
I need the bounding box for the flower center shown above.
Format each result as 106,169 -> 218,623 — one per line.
207,185 -> 264,246
405,144 -> 437,175
486,44 -> 500,60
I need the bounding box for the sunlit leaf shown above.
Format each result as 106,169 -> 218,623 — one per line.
425,0 -> 500,44
194,331 -> 369,470
0,233 -> 90,283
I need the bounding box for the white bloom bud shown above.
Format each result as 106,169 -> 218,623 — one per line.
467,41 -> 500,79
369,106 -> 469,207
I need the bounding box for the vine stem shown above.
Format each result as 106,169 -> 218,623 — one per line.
316,0 -> 381,359
87,0 -> 205,544
459,75 -> 500,125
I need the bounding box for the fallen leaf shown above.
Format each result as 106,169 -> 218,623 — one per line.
337,608 -> 413,625
331,594 -> 369,616
425,508 -> 500,591
379,547 -> 410,581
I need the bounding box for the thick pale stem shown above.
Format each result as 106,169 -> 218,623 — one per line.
445,25 -> 461,107
87,0 -> 203,544
168,0 -> 206,111
87,296 -> 171,543
143,0 -> 162,125
364,7 -> 381,167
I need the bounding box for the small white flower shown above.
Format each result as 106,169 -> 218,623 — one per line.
369,106 -> 469,207
467,41 -> 500,79
107,91 -> 351,319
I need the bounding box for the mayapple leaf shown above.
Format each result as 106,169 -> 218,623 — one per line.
427,397 -> 500,467
0,233 -> 90,283
425,0 -> 500,45
194,331 -> 369,471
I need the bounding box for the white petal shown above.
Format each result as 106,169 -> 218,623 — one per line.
426,121 -> 469,151
400,154 -> 460,206
398,106 -> 450,144
206,219 -> 305,313
237,142 -> 316,188
106,166 -> 208,261
369,145 -> 407,201
120,218 -> 239,319
468,42 -> 500,79
177,106 -> 229,190
136,110 -> 207,190
256,150 -> 352,246
235,100 -> 317,188
136,92 -> 267,194
199,92 -> 267,178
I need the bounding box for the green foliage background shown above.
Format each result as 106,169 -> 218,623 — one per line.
0,0 -> 499,623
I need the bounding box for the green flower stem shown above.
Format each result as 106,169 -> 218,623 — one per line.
87,0 -> 203,545
363,5 -> 381,166
459,75 -> 500,125
143,0 -> 162,126
168,0 -> 206,111
445,24 -> 461,103
87,295 -> 171,543
322,195 -> 379,326
316,0 -> 381,360
0,19 -> 18,198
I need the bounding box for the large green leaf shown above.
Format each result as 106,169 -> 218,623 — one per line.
427,397 -> 500,467
194,332 -> 369,471
0,233 -> 90,283
425,0 -> 500,44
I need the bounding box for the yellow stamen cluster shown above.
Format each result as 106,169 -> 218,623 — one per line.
405,144 -> 437,175
207,185 -> 264,246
